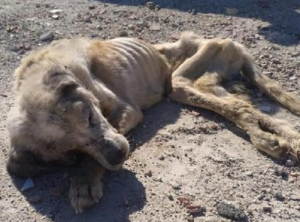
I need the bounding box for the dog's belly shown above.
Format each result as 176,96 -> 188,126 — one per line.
90,38 -> 170,109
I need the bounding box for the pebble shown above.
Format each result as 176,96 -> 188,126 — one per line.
217,201 -> 248,221
49,9 -> 63,14
88,5 -> 96,10
40,32 -> 55,42
272,58 -> 281,64
159,155 -> 165,160
150,23 -> 161,31
119,30 -> 128,37
21,178 -> 34,191
258,105 -> 272,113
273,191 -> 285,201
262,203 -> 272,213
285,159 -> 294,167
146,2 -> 155,10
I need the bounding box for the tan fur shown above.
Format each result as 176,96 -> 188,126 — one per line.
7,32 -> 300,213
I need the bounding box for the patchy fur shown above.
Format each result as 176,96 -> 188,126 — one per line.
7,32 -> 300,213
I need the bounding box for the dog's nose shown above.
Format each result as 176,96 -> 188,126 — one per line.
106,147 -> 127,165
102,136 -> 129,166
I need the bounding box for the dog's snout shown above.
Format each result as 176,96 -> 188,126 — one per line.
102,135 -> 129,166
106,147 -> 127,165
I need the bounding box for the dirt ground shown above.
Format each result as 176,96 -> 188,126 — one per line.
1,0 -> 300,221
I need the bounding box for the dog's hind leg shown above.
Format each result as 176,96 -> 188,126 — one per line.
242,51 -> 300,116
169,76 -> 300,159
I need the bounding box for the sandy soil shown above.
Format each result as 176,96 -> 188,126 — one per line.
0,0 -> 300,221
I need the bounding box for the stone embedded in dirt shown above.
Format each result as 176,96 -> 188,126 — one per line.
49,9 -> 63,14
9,45 -> 19,52
145,170 -> 152,177
262,203 -> 272,213
258,105 -> 272,113
187,205 -> 206,216
40,32 -> 55,42
190,9 -> 197,15
119,30 -> 128,37
257,194 -> 265,200
178,196 -> 191,207
88,5 -> 96,10
150,23 -> 161,31
159,155 -> 165,160
217,201 -> 248,221
291,52 -> 300,57
52,14 -> 60,20
273,191 -> 285,201
21,178 -> 34,191
168,194 -> 174,201
285,159 -> 295,167
146,2 -> 155,10
226,8 -> 239,15
272,58 -> 281,64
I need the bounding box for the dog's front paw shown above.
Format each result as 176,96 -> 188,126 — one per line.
69,177 -> 103,213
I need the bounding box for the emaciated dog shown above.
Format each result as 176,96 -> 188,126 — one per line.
6,32 -> 300,213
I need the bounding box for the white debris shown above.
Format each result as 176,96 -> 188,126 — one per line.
21,178 -> 34,191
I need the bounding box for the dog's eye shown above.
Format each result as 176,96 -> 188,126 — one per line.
87,110 -> 97,127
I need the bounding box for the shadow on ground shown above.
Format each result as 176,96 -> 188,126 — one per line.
11,169 -> 146,222
96,0 -> 300,46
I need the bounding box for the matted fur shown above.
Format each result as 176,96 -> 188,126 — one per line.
7,32 -> 300,213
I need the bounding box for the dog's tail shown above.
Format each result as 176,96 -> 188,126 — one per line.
242,52 -> 300,116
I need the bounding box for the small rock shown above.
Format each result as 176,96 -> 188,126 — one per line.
168,194 -> 174,201
88,5 -> 96,10
272,58 -> 281,64
190,9 -> 197,15
52,14 -> 59,20
145,170 -> 152,177
119,30 -> 128,37
146,2 -> 155,10
286,159 -> 294,167
159,155 -> 165,160
96,25 -> 103,31
273,191 -> 285,201
262,203 -> 272,213
187,205 -> 206,216
291,52 -> 300,57
150,23 -> 161,31
217,201 -> 248,221
155,5 -> 161,11
49,9 -> 63,14
21,178 -> 34,191
9,45 -> 19,52
257,194 -> 265,200
258,105 -> 272,113
40,32 -> 55,42
244,171 -> 254,177
226,8 -> 239,15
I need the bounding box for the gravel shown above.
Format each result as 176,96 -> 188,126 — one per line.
0,0 -> 300,222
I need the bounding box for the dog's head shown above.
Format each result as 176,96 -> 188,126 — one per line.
8,63 -> 129,171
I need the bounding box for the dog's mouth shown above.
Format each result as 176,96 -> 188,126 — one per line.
93,151 -> 127,171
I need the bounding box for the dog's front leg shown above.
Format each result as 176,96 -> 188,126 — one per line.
69,154 -> 104,213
